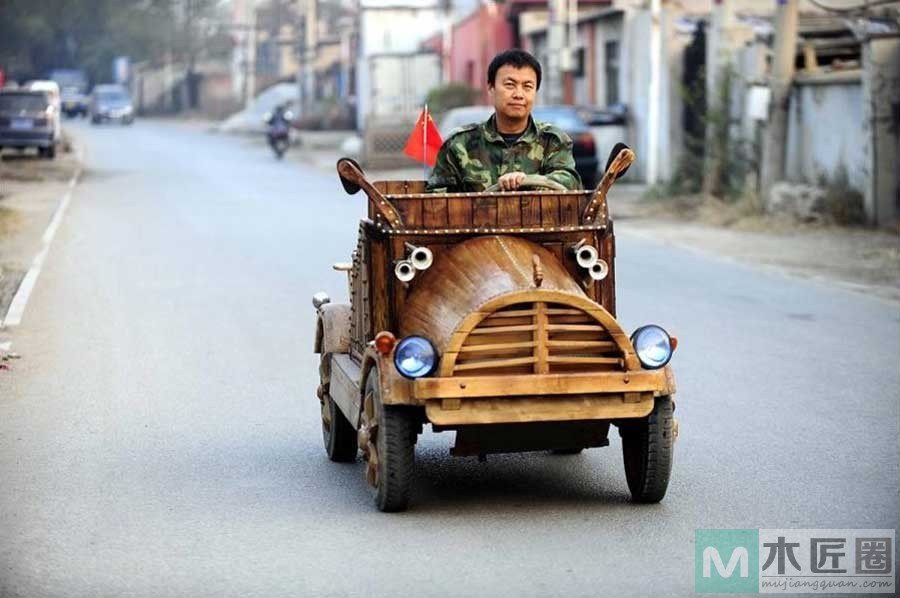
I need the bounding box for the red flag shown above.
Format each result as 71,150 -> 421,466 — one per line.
402,107 -> 443,167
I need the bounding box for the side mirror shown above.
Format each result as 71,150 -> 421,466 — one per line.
604,142 -> 632,179
336,157 -> 364,195
335,157 -> 406,229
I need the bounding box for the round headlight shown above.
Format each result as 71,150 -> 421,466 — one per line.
393,336 -> 437,379
631,325 -> 673,369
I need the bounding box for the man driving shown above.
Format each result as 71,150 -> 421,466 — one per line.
427,49 -> 582,193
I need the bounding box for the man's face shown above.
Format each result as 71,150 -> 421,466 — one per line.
489,64 -> 537,123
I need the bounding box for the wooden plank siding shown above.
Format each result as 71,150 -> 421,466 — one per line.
377,189 -> 599,232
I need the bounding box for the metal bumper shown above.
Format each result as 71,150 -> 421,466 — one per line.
411,367 -> 676,425
0,131 -> 53,148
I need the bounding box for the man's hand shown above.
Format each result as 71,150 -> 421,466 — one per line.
497,172 -> 527,191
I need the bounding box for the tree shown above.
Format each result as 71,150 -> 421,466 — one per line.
0,0 -> 226,85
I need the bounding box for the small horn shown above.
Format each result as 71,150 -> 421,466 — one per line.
572,242 -> 599,269
394,260 -> 416,282
405,243 -> 434,271
588,259 -> 610,281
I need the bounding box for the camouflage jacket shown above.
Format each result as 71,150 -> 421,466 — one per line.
426,114 -> 582,192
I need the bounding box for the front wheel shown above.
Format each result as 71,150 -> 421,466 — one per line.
620,396 -> 674,503
318,354 -> 357,462
360,373 -> 415,512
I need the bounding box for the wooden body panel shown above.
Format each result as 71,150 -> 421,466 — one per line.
371,181 -> 608,232
329,353 -> 363,427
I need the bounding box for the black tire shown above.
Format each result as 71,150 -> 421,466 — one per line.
44,144 -> 56,160
620,396 -> 674,503
365,374 -> 415,512
319,354 -> 357,462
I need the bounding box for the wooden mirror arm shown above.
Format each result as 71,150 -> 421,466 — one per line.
581,148 -> 636,224
336,158 -> 405,229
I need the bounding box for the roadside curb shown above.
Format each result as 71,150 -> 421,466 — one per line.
1,144 -> 84,329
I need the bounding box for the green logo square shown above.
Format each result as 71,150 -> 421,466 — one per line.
695,529 -> 759,593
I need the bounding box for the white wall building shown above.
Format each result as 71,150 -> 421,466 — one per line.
356,0 -> 446,128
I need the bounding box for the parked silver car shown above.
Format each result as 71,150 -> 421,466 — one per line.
90,84 -> 135,125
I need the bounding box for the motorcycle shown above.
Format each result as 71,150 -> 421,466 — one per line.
264,109 -> 294,159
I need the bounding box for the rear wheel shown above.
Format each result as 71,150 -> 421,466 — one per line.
274,139 -> 287,159
360,372 -> 415,512
620,396 -> 674,503
318,354 -> 357,462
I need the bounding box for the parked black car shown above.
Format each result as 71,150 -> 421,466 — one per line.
61,86 -> 89,118
0,89 -> 57,158
438,105 -> 600,188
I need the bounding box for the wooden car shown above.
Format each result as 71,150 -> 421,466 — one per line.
313,146 -> 678,511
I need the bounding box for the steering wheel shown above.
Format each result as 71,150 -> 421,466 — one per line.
485,174 -> 568,192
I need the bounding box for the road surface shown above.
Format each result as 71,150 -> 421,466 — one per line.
1,120 -> 897,597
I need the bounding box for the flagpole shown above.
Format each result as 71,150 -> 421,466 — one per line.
423,104 -> 428,180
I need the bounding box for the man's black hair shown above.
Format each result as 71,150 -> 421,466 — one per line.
487,49 -> 542,90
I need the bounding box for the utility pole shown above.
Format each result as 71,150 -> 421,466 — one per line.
703,0 -> 735,196
646,0 -> 662,185
302,0 -> 318,116
563,0 -> 578,104
706,0 -> 735,104
246,6 -> 257,109
760,0 -> 798,201
547,0 -> 567,104
185,0 -> 196,110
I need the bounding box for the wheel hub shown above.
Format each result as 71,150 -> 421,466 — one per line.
359,390 -> 380,487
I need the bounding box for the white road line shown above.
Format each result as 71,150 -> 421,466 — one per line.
40,189 -> 72,244
2,160 -> 83,328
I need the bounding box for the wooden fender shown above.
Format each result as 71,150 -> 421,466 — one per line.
314,303 -> 351,355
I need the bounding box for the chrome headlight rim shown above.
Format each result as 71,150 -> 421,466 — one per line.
393,335 -> 438,379
630,324 -> 673,370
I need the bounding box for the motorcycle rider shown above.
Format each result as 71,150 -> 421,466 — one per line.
266,103 -> 293,158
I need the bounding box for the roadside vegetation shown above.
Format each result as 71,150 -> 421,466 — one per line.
0,0 -> 229,84
644,64 -> 866,229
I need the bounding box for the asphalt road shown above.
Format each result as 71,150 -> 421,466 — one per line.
1,120 -> 897,598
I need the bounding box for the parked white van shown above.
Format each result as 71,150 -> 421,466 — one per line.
25,80 -> 62,143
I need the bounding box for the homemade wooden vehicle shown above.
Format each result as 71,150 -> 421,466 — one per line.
314,145 -> 679,511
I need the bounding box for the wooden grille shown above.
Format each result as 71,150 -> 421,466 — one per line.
450,302 -> 624,376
